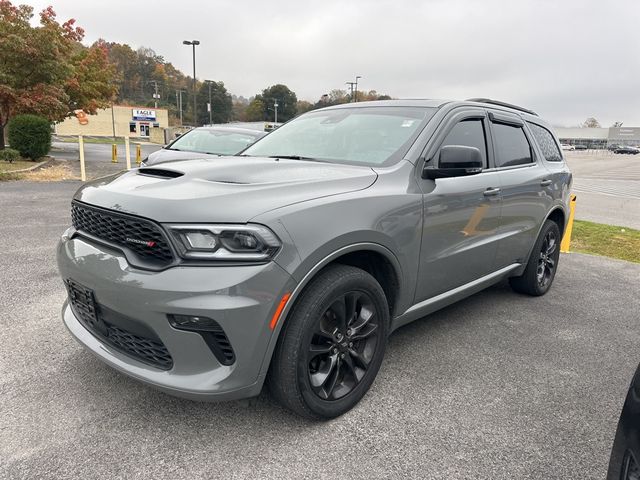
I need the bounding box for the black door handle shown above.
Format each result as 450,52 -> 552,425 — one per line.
483,187 -> 501,196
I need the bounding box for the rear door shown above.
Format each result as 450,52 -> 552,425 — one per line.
487,110 -> 553,268
415,108 -> 503,303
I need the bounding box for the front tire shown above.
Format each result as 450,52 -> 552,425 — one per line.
268,264 -> 390,420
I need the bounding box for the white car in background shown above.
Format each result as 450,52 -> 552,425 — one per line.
142,126 -> 266,167
560,144 -> 575,151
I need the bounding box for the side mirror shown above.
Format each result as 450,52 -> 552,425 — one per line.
422,145 -> 483,180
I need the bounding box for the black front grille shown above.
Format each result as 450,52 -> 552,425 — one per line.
66,279 -> 173,370
71,201 -> 174,267
105,324 -> 173,370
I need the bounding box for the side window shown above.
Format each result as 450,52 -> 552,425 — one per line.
439,118 -> 487,168
528,122 -> 562,162
492,122 -> 533,168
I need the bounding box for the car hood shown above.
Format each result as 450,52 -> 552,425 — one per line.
73,156 -> 378,223
144,148 -> 220,166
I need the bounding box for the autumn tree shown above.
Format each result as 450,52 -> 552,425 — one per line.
582,117 -> 601,128
245,98 -> 266,122
0,1 -> 116,148
254,84 -> 298,123
197,81 -> 232,125
296,100 -> 313,114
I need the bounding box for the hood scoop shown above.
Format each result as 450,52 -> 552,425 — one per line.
137,168 -> 184,179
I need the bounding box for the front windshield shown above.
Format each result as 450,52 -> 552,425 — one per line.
242,106 -> 436,166
169,129 -> 260,155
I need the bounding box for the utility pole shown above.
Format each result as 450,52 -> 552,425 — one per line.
176,89 -> 186,125
147,80 -> 160,108
182,40 -> 200,126
205,80 -> 214,125
274,101 -> 278,124
346,82 -> 356,102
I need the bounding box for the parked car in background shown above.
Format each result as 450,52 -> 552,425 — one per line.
607,361 -> 640,479
560,144 -> 575,151
574,144 -> 588,150
614,146 -> 640,155
57,98 -> 572,419
142,127 -> 266,167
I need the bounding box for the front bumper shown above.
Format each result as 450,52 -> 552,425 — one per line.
57,235 -> 296,401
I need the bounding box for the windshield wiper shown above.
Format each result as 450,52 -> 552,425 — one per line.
267,155 -> 321,161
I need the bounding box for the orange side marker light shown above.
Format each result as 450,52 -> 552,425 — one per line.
269,293 -> 291,330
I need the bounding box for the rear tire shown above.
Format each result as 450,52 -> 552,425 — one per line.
268,264 -> 390,420
509,220 -> 561,296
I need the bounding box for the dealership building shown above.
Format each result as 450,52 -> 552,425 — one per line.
554,127 -> 640,149
54,105 -> 169,140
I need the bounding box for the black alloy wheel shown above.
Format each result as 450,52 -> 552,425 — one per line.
509,219 -> 561,296
307,291 -> 379,400
536,230 -> 558,290
268,264 -> 389,420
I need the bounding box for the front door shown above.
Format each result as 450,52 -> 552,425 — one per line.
415,109 -> 503,303
140,123 -> 150,137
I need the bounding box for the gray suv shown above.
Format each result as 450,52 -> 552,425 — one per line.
57,99 -> 572,419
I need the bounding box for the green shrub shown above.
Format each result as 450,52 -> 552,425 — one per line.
8,114 -> 52,160
0,148 -> 21,163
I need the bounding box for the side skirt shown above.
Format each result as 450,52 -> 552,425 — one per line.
391,263 -> 521,332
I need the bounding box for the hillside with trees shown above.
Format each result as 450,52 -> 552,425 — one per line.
1,0 -> 395,141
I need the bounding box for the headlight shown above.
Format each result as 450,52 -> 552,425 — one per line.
166,224 -> 281,261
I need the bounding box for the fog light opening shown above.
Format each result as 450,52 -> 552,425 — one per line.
168,314 -> 220,331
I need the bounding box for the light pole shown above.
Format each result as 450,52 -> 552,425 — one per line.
346,81 -> 356,102
205,80 -> 214,125
183,40 -> 200,125
354,75 -> 362,102
274,101 -> 278,124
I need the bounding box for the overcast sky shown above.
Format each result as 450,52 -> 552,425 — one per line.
27,0 -> 640,126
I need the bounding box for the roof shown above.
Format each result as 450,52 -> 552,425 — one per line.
322,98 -> 539,119
326,99 -> 450,109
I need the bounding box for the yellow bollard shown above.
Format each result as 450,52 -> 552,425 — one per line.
560,194 -> 577,253
124,137 -> 131,170
136,145 -> 142,165
78,135 -> 86,182
111,143 -> 118,163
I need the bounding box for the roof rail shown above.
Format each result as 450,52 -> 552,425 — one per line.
465,98 -> 538,116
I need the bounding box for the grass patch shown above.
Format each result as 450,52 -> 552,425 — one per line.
0,161 -> 78,182
570,220 -> 640,263
22,164 -> 78,181
0,160 -> 39,173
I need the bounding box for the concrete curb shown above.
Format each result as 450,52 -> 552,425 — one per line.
0,158 -> 52,174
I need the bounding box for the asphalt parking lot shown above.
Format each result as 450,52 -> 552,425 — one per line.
565,151 -> 640,229
1,180 -> 640,479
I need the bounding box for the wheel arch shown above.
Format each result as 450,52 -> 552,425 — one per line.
516,205 -> 567,277
257,242 -> 403,379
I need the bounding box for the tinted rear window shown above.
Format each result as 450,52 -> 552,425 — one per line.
528,122 -> 562,162
492,123 -> 533,167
